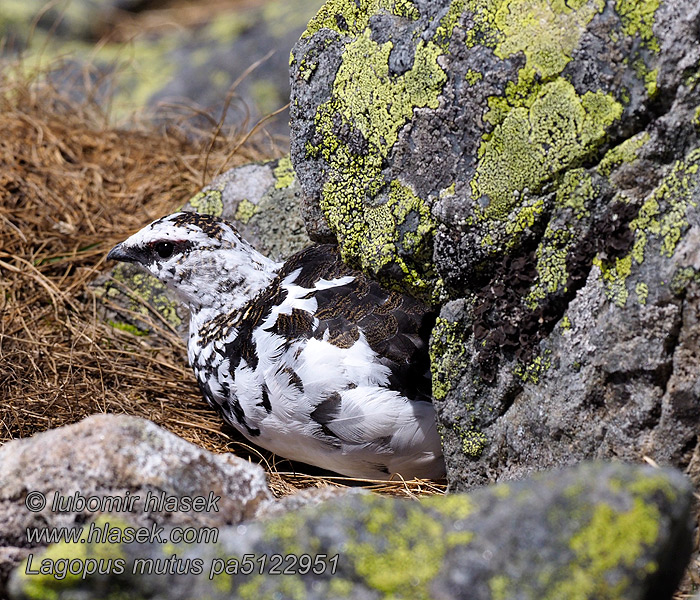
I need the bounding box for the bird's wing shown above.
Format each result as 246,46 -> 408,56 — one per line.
269,244 -> 436,402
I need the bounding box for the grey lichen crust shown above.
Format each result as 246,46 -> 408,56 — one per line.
7,462 -> 692,600
290,0 -> 700,487
95,157 -> 310,339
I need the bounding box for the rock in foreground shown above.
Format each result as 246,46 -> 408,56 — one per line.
0,414 -> 272,591
8,462 -> 692,600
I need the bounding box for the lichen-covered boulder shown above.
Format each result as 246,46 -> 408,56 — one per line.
7,462 -> 693,600
95,156 -> 310,338
290,0 -> 700,487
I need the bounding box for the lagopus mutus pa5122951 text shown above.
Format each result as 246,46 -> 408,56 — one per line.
107,212 -> 445,479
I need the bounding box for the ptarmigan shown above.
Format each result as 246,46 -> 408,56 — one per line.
107,212 -> 445,480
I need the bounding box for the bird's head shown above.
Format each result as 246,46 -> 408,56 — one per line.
107,211 -> 278,311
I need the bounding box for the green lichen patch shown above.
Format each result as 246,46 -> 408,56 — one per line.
597,132 -> 650,177
302,0 -> 420,39
615,0 -> 660,52
106,264 -> 183,330
189,190 -> 224,217
514,348 -> 552,384
670,266 -> 700,296
465,68 -> 483,85
493,0 -> 605,80
342,495 -> 472,598
473,78 -> 622,220
234,198 -> 258,224
14,515 -> 127,600
107,320 -> 148,336
309,24 -> 449,298
260,492 -> 478,598
596,148 -> 700,306
523,170 -> 597,309
430,316 -> 470,402
456,424 -> 489,457
525,226 -> 573,309
272,155 -> 296,189
546,497 -> 660,599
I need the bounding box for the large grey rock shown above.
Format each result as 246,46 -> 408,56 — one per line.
0,414 -> 273,591
7,461 -> 693,600
289,0 -> 700,488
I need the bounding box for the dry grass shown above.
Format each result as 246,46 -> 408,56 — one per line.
0,59 -> 446,502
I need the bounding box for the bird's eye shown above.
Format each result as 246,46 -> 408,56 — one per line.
155,241 -> 174,259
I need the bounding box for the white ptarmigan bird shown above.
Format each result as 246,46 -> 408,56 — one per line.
107,212 -> 445,480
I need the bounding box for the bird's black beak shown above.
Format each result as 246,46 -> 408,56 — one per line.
107,242 -> 138,263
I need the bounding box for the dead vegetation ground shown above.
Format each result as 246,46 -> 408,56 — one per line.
0,59 -> 445,501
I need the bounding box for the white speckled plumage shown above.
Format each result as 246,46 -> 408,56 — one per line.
108,211 -> 445,480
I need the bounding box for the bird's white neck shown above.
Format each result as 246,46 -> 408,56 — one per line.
172,241 -> 281,319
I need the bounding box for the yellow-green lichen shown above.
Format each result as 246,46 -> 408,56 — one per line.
598,132 -> 650,177
305,4 -> 459,298
524,170 -> 597,309
15,516 -> 127,600
632,59 -> 658,98
189,190 -> 224,217
107,319 -> 148,336
302,0 -> 420,39
261,492 -> 478,597
560,315 -> 572,330
272,155 -> 296,189
19,31 -> 179,124
422,493 -> 473,521
594,254 -> 631,307
596,148 -> 700,306
465,69 -> 483,85
327,578 -> 354,598
515,349 -> 552,384
525,226 -> 572,309
615,0 -> 660,52
464,0 -> 661,264
110,266 -> 183,328
635,281 -> 649,304
473,78 -> 622,220
502,195 -> 545,247
429,316 -> 468,401
456,425 -> 489,457
235,199 -> 258,224
493,0 -> 605,80
545,497 -> 660,599
490,574 -> 511,600
343,496 -> 466,598
434,0 -> 467,50
555,168 -> 595,218
670,266 -> 700,296
262,0 -> 324,39
204,10 -> 252,42
249,79 -> 283,116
